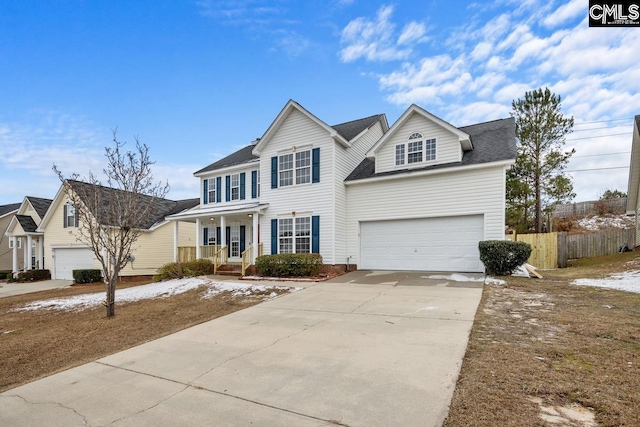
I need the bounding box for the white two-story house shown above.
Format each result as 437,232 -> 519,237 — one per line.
167,100 -> 516,273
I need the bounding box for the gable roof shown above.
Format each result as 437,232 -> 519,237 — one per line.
26,197 -> 53,219
16,215 -> 38,233
39,180 -> 199,231
346,117 -> 516,182
0,203 -> 21,218
626,115 -> 640,214
194,143 -> 259,176
331,114 -> 388,141
366,104 -> 472,158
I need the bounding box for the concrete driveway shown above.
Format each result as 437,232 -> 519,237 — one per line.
0,279 -> 73,298
0,271 -> 483,427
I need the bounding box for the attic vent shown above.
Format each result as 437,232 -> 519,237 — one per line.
409,132 -> 422,140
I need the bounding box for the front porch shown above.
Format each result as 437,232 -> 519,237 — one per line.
166,202 -> 268,276
5,214 -> 45,275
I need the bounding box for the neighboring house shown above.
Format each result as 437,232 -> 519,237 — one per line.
167,100 -> 516,273
36,181 -> 199,280
626,114 -> 640,245
4,197 -> 53,273
0,203 -> 22,271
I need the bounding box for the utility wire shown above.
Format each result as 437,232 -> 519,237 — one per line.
574,117 -> 634,126
572,151 -> 630,158
565,166 -> 629,172
565,132 -> 632,142
572,124 -> 632,132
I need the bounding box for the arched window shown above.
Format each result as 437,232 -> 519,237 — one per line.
395,132 -> 436,166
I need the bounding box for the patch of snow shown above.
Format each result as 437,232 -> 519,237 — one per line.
572,270 -> 640,294
576,215 -> 634,231
425,273 -> 506,285
12,278 -> 300,312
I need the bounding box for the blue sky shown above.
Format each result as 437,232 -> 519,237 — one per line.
1,0 -> 639,205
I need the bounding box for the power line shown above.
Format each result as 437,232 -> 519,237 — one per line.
572,124 -> 632,132
573,117 -> 634,126
565,166 -> 629,172
565,132 -> 632,142
572,151 -> 630,158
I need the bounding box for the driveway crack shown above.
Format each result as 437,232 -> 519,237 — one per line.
4,394 -> 90,426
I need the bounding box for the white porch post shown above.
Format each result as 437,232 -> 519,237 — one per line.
195,218 -> 201,259
12,242 -> 18,274
38,237 -> 44,269
173,221 -> 179,262
22,238 -> 27,271
26,235 -> 32,270
252,213 -> 259,263
220,215 -> 226,247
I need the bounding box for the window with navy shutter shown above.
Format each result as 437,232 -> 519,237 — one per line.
251,170 -> 257,199
203,227 -> 209,245
203,179 -> 208,204
240,225 -> 246,253
312,216 -> 320,253
271,157 -> 278,189
271,219 -> 278,254
240,173 -> 246,200
312,148 -> 320,183
225,175 -> 231,202
216,177 -> 222,203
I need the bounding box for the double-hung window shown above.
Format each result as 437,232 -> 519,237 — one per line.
230,174 -> 240,201
9,237 -> 21,249
279,149 -> 311,187
65,204 -> 77,228
395,133 -> 436,166
207,178 -> 216,204
279,154 -> 294,187
278,217 -> 311,254
295,151 -> 311,185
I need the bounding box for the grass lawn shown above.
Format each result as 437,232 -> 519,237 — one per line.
0,278 -> 291,393
445,252 -> 640,427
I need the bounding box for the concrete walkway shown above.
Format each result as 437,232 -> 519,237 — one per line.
0,279 -> 73,298
0,271 -> 484,427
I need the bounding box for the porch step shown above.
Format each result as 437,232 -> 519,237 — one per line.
215,264 -> 243,277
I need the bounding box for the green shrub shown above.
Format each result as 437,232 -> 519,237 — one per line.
255,253 -> 323,277
478,240 -> 532,275
0,270 -> 11,280
15,269 -> 51,282
73,269 -> 103,284
153,259 -> 213,282
184,258 -> 214,276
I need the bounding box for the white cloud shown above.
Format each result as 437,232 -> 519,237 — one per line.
397,21 -> 428,45
543,0 -> 584,28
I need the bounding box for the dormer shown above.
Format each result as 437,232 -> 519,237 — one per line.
366,104 -> 472,174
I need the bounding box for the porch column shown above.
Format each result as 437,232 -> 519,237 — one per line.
26,235 -> 32,270
220,215 -> 226,247
252,213 -> 259,263
22,238 -> 27,271
195,218 -> 201,259
12,242 -> 18,274
38,237 -> 44,269
173,221 -> 179,262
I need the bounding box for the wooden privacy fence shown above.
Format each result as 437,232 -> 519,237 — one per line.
509,232 -> 558,270
509,228 -> 636,269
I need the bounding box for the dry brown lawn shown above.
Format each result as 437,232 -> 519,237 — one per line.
0,278 -> 289,393
445,252 -> 640,427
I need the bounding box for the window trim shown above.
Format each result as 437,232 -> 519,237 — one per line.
206,178 -> 217,204
278,216 -> 311,254
230,173 -> 240,201
278,148 -> 312,187
65,204 -> 77,228
394,134 -> 437,166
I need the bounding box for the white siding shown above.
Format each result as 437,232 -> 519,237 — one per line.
345,165 -> 507,268
333,121 -> 385,264
259,109 -> 337,263
376,113 -> 462,174
200,167 -> 260,207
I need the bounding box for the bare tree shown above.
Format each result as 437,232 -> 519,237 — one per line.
54,131 -> 169,317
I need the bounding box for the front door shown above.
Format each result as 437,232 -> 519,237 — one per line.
230,224 -> 240,258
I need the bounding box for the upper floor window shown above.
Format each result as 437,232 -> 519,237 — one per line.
64,204 -> 77,228
279,150 -> 311,187
230,174 -> 240,201
207,178 -> 216,204
395,133 -> 436,166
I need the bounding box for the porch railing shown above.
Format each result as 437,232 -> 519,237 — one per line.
212,245 -> 228,274
241,245 -> 253,276
258,242 -> 263,257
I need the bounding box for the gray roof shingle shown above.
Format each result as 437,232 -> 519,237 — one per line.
332,114 -> 386,141
345,117 -> 516,181
0,203 -> 21,217
67,180 -> 199,229
16,215 -> 38,233
195,144 -> 259,175
26,197 -> 53,219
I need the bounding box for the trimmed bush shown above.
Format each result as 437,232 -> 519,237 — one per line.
15,269 -> 51,282
255,253 -> 323,277
73,269 -> 103,284
478,240 -> 532,276
0,270 -> 11,280
153,259 -> 213,282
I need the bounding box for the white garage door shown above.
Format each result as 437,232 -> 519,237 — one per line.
360,215 -> 485,272
53,248 -> 95,280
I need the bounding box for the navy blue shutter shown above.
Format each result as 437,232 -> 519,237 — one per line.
312,216 -> 320,254
271,156 -> 278,189
225,175 -> 231,202
271,219 -> 278,254
312,148 -> 320,183
226,227 -> 231,257
203,180 -> 208,204
216,177 -> 222,203
240,173 -> 246,200
203,227 -> 209,246
216,227 -> 221,246
240,225 -> 246,253
63,205 -> 67,228
251,171 -> 257,199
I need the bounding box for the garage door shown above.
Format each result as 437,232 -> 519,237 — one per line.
53,248 -> 95,280
360,215 -> 484,272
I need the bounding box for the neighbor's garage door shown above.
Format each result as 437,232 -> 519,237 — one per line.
360,215 -> 484,272
53,248 -> 94,280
